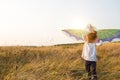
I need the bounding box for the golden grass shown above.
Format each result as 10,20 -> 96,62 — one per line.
0,42 -> 120,80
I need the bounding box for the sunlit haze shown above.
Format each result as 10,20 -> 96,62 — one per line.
0,0 -> 120,46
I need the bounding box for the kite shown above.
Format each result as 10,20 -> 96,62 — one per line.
62,25 -> 120,42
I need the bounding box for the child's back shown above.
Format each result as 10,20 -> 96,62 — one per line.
82,42 -> 97,61
82,32 -> 99,80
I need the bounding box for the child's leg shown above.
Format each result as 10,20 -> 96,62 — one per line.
85,61 -> 91,79
91,61 -> 97,80
85,61 -> 90,73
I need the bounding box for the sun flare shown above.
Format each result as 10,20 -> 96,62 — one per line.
70,18 -> 89,29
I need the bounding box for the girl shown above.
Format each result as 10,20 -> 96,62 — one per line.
82,26 -> 102,80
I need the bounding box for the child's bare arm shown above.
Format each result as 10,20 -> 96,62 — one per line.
82,34 -> 87,42
96,40 -> 103,46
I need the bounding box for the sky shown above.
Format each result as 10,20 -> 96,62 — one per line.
0,0 -> 120,46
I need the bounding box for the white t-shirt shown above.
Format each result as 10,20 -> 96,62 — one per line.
81,42 -> 97,62
81,34 -> 102,62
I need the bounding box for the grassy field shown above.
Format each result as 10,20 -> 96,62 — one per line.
0,42 -> 120,80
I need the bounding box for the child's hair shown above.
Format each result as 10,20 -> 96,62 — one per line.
92,30 -> 97,34
87,32 -> 97,43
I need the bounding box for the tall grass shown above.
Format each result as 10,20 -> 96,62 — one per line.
0,42 -> 120,80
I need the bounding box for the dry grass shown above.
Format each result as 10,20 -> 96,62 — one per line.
0,42 -> 120,80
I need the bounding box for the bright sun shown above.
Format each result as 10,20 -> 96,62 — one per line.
70,17 -> 90,29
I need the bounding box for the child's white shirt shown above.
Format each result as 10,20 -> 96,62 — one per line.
81,34 -> 102,62
81,42 -> 97,62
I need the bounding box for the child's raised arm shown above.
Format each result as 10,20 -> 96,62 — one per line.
96,39 -> 103,46
82,34 -> 87,42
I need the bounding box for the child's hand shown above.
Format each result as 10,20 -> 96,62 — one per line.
96,40 -> 103,46
86,24 -> 96,33
90,25 -> 96,33
91,27 -> 95,32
